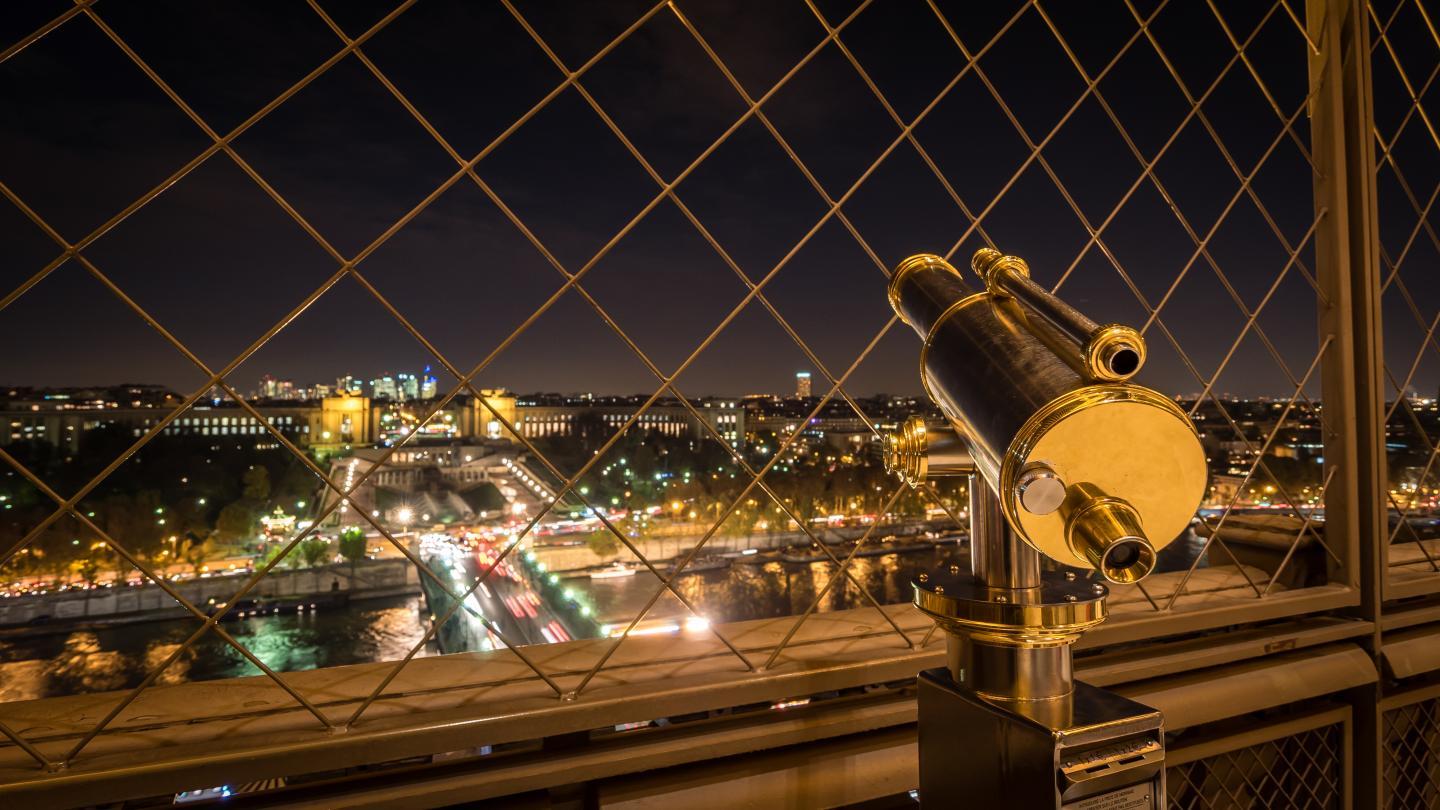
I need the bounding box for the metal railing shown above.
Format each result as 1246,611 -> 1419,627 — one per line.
0,0 -> 1433,805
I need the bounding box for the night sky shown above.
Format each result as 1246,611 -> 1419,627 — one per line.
0,0 -> 1404,400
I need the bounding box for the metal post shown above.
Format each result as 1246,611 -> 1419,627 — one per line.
1308,0 -> 1385,805
968,474 -> 1041,591
950,475 -> 1066,709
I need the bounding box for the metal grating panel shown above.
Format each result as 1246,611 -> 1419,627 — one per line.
1168,723 -> 1344,809
1385,696 -> 1440,809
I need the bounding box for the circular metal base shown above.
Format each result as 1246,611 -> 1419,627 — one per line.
913,569 -> 1108,640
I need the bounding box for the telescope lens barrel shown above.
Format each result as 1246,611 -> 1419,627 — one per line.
883,416 -> 974,485
889,254 -> 980,333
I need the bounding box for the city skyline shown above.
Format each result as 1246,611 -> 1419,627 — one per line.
2,373 -> 1359,406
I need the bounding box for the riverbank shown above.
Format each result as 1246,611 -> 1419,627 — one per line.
0,558 -> 420,636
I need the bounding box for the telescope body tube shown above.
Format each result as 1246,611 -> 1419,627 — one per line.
888,253 -> 1207,578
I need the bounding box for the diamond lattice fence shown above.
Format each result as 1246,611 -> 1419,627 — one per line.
0,0 -> 1343,771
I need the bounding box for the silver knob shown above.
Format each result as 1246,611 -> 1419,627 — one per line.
1016,465 -> 1066,515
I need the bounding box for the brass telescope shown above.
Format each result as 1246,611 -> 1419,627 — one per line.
886,249 -> 1207,809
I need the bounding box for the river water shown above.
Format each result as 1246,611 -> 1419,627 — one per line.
573,544 -> 965,627
0,532 -> 1207,701
0,546 -> 956,701
0,594 -> 431,703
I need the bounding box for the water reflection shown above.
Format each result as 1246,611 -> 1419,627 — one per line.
580,546 -> 964,626
580,527 -> 1209,629
0,595 -> 430,701
0,530 -> 1213,700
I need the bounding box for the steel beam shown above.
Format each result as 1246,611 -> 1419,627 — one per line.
1308,0 -> 1386,804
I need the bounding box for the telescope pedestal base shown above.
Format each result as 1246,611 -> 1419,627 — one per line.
917,667 -> 1166,809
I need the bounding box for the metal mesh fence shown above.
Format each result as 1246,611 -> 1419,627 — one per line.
1371,0 -> 1440,592
1168,722 -> 1344,809
0,0 -> 1348,772
1385,695 -> 1440,809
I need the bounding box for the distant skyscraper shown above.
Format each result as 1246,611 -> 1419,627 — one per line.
259,374 -> 279,399
420,366 -> 438,399
337,375 -> 359,395
371,375 -> 398,400
397,372 -> 419,401
796,371 -> 812,398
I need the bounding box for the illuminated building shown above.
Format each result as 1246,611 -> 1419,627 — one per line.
259,506 -> 296,537
320,444 -> 545,527
512,394 -> 745,447
474,389 -> 518,440
319,393 -> 374,448
795,371 -> 812,398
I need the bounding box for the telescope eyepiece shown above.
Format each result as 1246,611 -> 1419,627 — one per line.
1062,483 -> 1158,584
1108,347 -> 1140,376
1085,324 -> 1147,382
1100,539 -> 1156,585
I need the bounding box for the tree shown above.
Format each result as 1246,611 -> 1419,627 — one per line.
177,535 -> 215,577
72,555 -> 100,587
215,502 -> 257,545
96,491 -> 168,565
722,499 -> 761,538
339,527 -> 366,579
173,497 -> 214,548
573,410 -> 610,456
260,542 -> 292,570
242,466 -> 271,502
298,537 -> 331,568
585,529 -> 620,560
